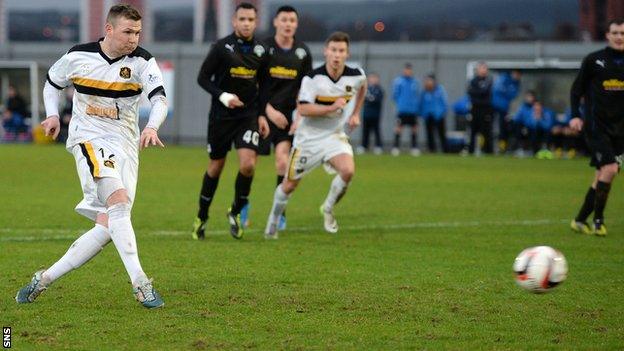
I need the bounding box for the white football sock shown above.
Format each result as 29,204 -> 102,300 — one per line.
107,203 -> 145,285
43,224 -> 111,285
323,175 -> 349,212
268,184 -> 290,226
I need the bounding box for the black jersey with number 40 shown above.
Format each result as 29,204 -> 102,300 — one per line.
264,37 -> 312,119
571,47 -> 624,136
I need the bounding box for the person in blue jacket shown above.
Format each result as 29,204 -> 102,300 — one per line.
419,74 -> 449,153
2,85 -> 29,141
491,70 -> 521,152
453,95 -> 471,116
391,63 -> 421,156
2,108 -> 25,141
511,90 -> 536,153
529,101 -> 555,156
514,100 -> 554,156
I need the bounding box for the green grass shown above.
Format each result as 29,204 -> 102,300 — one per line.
1,144 -> 623,350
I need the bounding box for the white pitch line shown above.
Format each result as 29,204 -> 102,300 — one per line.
0,218 -> 570,242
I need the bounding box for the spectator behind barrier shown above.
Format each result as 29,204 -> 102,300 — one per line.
358,72 -> 384,155
391,63 -> 421,156
467,61 -> 494,154
514,100 -> 554,157
2,85 -> 30,142
552,106 -> 584,159
491,70 -> 521,152
419,74 -> 448,153
510,90 -> 536,152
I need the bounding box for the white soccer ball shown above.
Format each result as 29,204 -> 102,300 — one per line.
513,246 -> 568,293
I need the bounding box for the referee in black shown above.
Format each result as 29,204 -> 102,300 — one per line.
570,19 -> 624,236
193,2 -> 270,240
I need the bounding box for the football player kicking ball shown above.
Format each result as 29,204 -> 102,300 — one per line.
16,4 -> 166,308
264,32 -> 366,239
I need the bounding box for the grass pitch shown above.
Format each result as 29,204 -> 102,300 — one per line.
1,144 -> 623,350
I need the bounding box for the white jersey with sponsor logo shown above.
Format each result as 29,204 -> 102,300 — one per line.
296,65 -> 366,144
47,40 -> 165,153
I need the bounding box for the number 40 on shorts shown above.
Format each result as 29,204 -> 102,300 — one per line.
242,130 -> 260,146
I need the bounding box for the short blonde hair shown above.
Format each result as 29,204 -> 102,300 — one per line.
106,4 -> 141,25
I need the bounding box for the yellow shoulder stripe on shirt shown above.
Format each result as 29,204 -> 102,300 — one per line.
72,77 -> 142,92
315,95 -> 353,103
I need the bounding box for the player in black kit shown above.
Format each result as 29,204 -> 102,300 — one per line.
570,19 -> 624,236
192,2 -> 270,240
240,5 -> 312,230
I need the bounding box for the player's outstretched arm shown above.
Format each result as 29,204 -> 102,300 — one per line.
569,55 -> 590,130
141,94 -> 168,150
42,80 -> 63,139
140,127 -> 164,149
219,93 -> 244,108
197,44 -> 224,97
297,74 -> 346,118
297,98 -> 346,117
258,115 -> 270,138
41,116 -> 60,139
289,111 -> 302,135
348,83 -> 367,131
266,103 -> 289,129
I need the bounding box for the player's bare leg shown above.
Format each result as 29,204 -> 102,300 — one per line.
321,153 -> 355,233
591,163 -> 618,235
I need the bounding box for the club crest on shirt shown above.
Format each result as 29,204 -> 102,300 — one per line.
345,85 -> 352,93
254,45 -> 265,57
295,48 -> 307,60
80,64 -> 91,75
104,159 -> 115,169
120,67 -> 131,79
